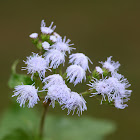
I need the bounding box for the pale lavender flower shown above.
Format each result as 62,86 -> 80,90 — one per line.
22,53 -> 49,80
29,33 -> 38,39
43,74 -> 65,89
100,56 -> 120,73
69,53 -> 93,72
88,78 -> 113,103
96,66 -> 103,74
88,73 -> 132,109
44,49 -> 65,69
44,84 -> 71,108
106,75 -> 131,104
42,41 -> 50,50
12,84 -> 39,108
62,92 -> 87,116
66,65 -> 86,86
41,20 -> 56,34
52,36 -> 75,54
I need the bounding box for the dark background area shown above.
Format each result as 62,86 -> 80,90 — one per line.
0,0 -> 140,140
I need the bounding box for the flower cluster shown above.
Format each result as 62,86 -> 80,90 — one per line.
12,20 -> 132,116
43,74 -> 87,115
88,57 -> 132,109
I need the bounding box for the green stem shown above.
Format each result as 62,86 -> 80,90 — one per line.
53,69 -> 56,74
39,100 -> 51,139
59,65 -> 63,76
81,89 -> 102,102
81,89 -> 94,95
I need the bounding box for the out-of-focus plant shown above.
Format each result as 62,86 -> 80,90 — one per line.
2,20 -> 132,140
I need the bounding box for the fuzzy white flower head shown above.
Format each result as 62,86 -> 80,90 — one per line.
50,35 -> 58,42
96,66 -> 103,74
12,84 -> 39,108
69,53 -> 93,72
43,74 -> 65,89
44,49 -> 65,69
44,84 -> 71,108
88,78 -> 113,103
29,33 -> 38,39
41,20 -> 56,34
22,53 -> 49,80
62,92 -> 87,116
66,65 -> 86,86
100,56 -> 120,73
42,41 -> 50,50
52,36 -> 75,54
106,75 -> 131,102
110,72 -> 122,80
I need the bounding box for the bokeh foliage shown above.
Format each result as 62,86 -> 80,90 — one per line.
0,104 -> 116,140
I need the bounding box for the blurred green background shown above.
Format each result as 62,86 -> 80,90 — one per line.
0,0 -> 140,140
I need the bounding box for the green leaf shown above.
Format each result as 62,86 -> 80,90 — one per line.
11,59 -> 19,74
8,60 -> 33,89
8,73 -> 33,88
0,104 -> 116,140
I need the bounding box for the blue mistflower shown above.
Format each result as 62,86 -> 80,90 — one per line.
22,53 -> 49,80
41,20 -> 56,34
52,36 -> 75,54
12,84 -> 39,108
66,65 -> 86,86
69,53 -> 93,72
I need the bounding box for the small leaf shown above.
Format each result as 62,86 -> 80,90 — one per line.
8,60 -> 33,88
11,60 -> 19,74
8,73 -> 33,88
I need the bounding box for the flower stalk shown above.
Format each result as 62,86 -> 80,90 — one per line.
39,99 -> 51,139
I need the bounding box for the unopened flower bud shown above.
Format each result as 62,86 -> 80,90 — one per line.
95,66 -> 103,74
50,35 -> 57,42
42,41 -> 50,50
29,33 -> 38,39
